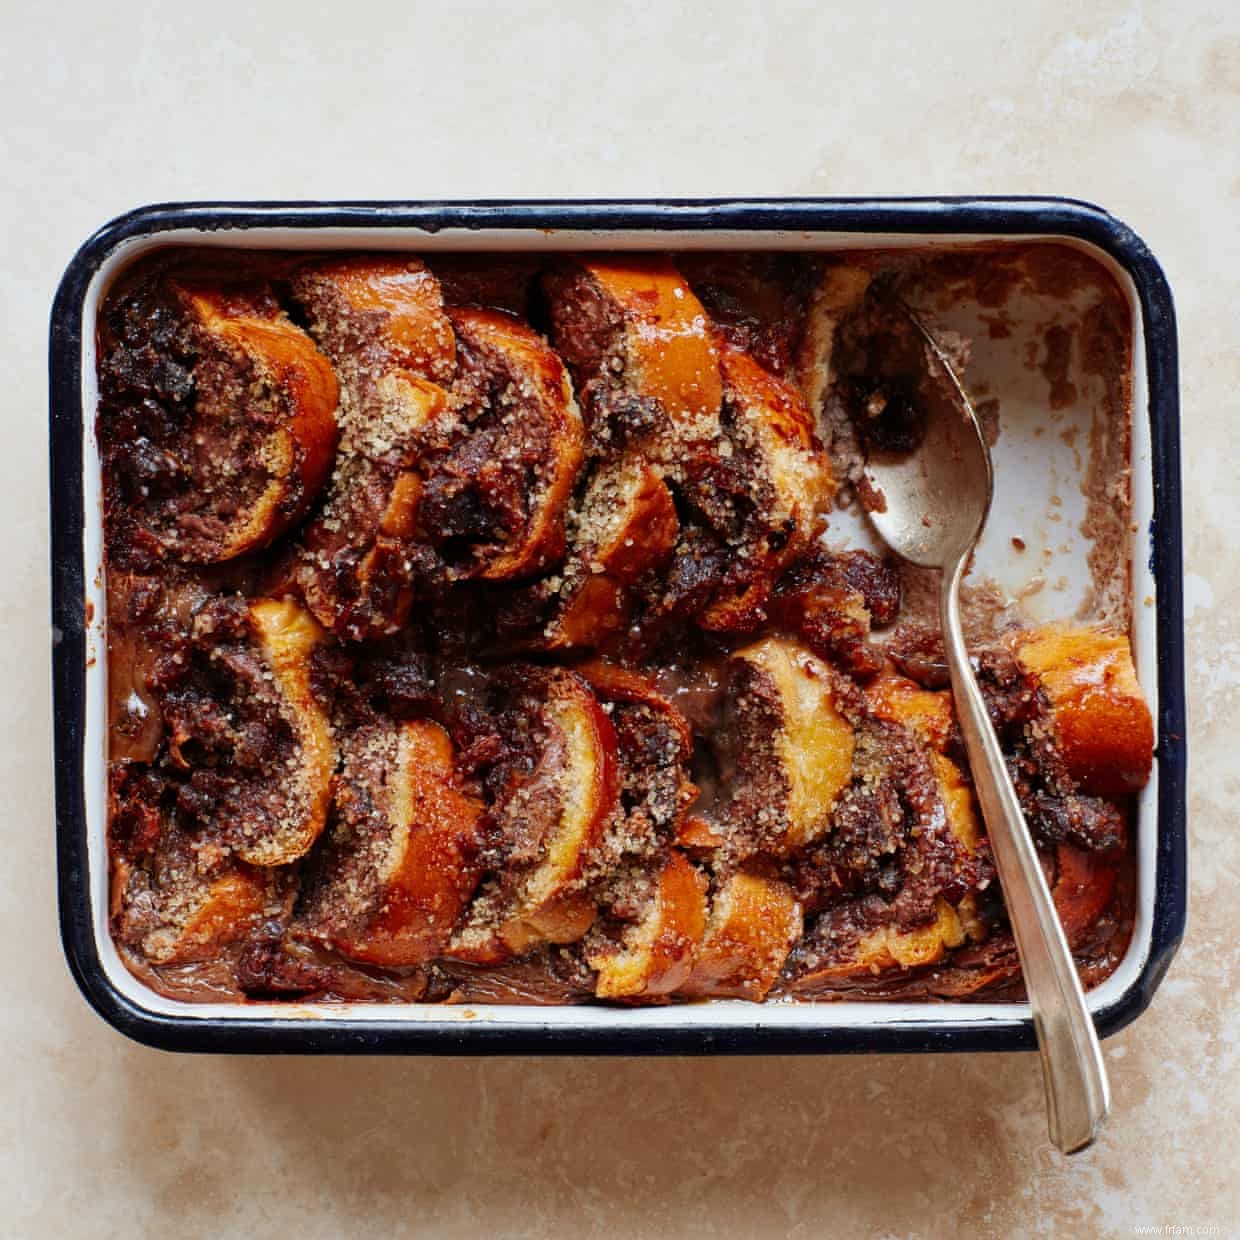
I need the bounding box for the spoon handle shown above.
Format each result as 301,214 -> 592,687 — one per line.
941,562 -> 1110,1154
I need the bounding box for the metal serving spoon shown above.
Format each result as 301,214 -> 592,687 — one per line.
860,305 -> 1110,1155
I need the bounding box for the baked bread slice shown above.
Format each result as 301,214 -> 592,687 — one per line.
720,637 -> 857,856
693,342 -> 835,632
427,307 -> 584,581
112,826 -> 292,966
297,718 -> 485,966
448,668 -> 622,962
539,455 -> 680,651
678,871 -> 803,1002
575,660 -> 697,867
1008,626 -> 1154,798
587,851 -> 708,999
99,276 -> 339,567
290,256 -> 458,639
544,256 -> 723,456
153,595 -> 335,867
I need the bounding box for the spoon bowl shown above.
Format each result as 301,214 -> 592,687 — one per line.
863,313 -> 994,573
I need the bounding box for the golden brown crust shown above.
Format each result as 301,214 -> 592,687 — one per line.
116,592 -> 335,872
864,672 -> 980,852
444,307 -> 585,580
574,660 -> 695,758
299,719 -> 485,966
790,897 -> 968,985
589,258 -> 723,426
676,814 -> 728,851
542,457 -> 680,650
448,671 -> 622,963
724,637 -> 857,855
548,257 -> 723,445
289,257 -> 457,639
112,830 -> 291,966
497,679 -> 619,951
679,871 -> 802,1002
178,286 -> 341,558
588,851 -> 708,999
241,599 -> 336,865
99,278 -> 339,567
295,256 -> 457,382
696,343 -> 834,632
574,661 -> 699,876
863,672 -> 956,752
1010,626 -> 1154,797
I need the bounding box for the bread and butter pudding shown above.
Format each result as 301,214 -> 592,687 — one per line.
98,244 -> 1153,1005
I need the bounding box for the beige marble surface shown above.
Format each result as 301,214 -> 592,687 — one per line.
4,2 -> 1237,1235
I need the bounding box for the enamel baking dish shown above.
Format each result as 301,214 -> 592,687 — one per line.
50,199 -> 1186,1053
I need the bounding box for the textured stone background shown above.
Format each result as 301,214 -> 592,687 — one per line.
4,3 -> 1235,1235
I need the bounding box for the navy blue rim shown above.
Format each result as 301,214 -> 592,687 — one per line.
50,198 -> 1186,1054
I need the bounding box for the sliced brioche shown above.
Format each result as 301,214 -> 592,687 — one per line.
99,277 -> 339,565
588,851 -> 708,999
298,718 -> 485,966
679,871 -> 802,1001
